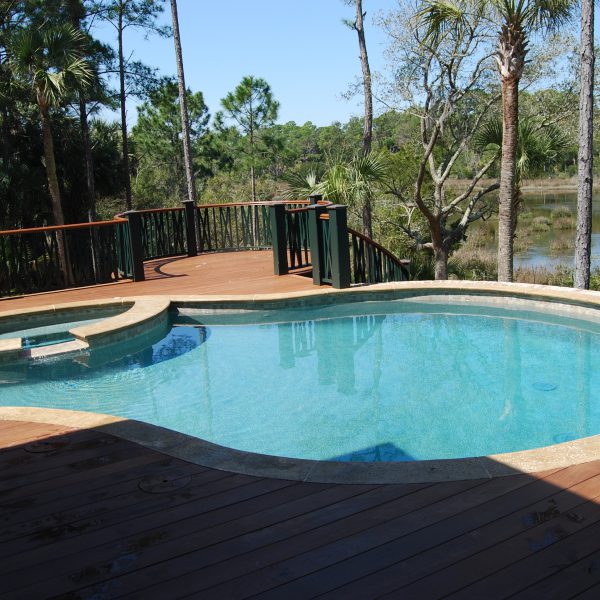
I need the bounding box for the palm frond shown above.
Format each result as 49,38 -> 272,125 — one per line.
416,0 -> 471,42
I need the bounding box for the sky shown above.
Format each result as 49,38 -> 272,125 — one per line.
92,0 -> 401,128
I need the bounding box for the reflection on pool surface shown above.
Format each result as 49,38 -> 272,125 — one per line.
1,299 -> 600,462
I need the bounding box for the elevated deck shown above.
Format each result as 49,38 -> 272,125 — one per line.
0,250 -> 317,312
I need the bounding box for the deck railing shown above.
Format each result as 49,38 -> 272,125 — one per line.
349,228 -> 410,284
270,201 -> 410,289
0,219 -> 132,296
1,198 -> 409,297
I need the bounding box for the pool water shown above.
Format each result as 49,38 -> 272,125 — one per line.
0,305 -> 129,349
1,299 -> 600,462
0,317 -> 112,349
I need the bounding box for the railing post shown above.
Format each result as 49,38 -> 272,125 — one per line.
308,194 -> 322,205
307,204 -> 326,285
328,204 -> 351,289
270,203 -> 288,275
182,200 -> 198,257
122,210 -> 145,282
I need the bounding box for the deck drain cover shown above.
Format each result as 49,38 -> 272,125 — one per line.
24,437 -> 71,453
532,382 -> 557,392
139,474 -> 192,494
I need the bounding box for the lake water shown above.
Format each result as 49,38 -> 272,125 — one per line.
516,191 -> 600,270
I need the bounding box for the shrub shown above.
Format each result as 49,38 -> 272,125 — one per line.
515,265 -> 573,287
513,232 -> 533,253
449,248 -> 497,281
552,217 -> 576,230
531,216 -> 551,232
551,206 -> 572,220
549,236 -> 574,254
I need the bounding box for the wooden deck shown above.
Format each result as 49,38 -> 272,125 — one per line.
0,250 -> 317,312
2,421 -> 600,599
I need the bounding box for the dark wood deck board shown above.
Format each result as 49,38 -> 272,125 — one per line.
245,468 -> 561,600
310,463 -> 600,599
1,421 -> 600,600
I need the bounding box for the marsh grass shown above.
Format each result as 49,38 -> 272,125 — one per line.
551,206 -> 573,220
531,216 -> 551,232
549,236 -> 575,254
552,216 -> 576,230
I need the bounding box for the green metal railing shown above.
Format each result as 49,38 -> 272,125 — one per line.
271,203 -> 409,289
0,219 -> 132,296
196,202 -> 273,252
285,207 -> 311,270
349,227 -> 410,284
137,208 -> 187,260
0,198 -> 409,298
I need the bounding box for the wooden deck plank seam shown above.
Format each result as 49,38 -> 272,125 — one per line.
59,484 -> 393,598
236,471 -> 567,600
129,481 -> 486,598
386,479 -> 600,598
321,464 -> 600,599
0,473 -> 267,577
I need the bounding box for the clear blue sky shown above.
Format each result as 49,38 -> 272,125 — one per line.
93,0 -> 400,128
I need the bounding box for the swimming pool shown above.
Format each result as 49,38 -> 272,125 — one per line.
2,294 -> 599,463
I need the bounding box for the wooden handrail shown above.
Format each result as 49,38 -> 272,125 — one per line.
348,226 -> 409,266
128,207 -> 184,215
197,200 -> 311,209
0,218 -> 127,237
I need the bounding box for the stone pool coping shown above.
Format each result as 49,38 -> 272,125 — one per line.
0,297 -> 170,361
2,280 -> 600,483
1,406 -> 600,484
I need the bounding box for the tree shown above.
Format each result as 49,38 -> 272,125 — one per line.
418,0 -> 573,282
9,23 -> 92,280
380,2 -> 500,279
66,0 -> 115,222
216,76 -> 279,202
345,0 -> 375,238
95,0 -> 169,211
475,116 -> 568,217
574,0 -> 594,289
170,0 -> 196,205
132,80 -> 211,207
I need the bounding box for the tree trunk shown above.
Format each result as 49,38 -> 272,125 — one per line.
575,0 -> 594,290
354,0 -> 372,156
362,196 -> 373,239
497,77 -> 519,282
353,0 -> 374,238
79,95 -> 96,221
249,105 -> 256,202
433,245 -> 448,280
118,2 -> 132,211
250,164 -> 256,203
69,0 -> 96,222
39,98 -> 72,285
170,0 -> 197,205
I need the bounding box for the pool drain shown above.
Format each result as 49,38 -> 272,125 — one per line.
532,382 -> 557,392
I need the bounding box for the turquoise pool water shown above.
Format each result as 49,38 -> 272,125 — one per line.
1,299 -> 600,461
0,306 -> 128,349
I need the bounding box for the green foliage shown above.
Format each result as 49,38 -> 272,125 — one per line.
10,24 -> 94,108
474,116 -> 569,181
132,80 -> 213,207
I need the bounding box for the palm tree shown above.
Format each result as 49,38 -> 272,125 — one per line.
475,116 -> 568,230
418,0 -> 573,282
574,0 -> 594,289
10,23 -> 92,281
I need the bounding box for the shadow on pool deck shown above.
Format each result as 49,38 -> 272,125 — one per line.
2,420 -> 600,599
